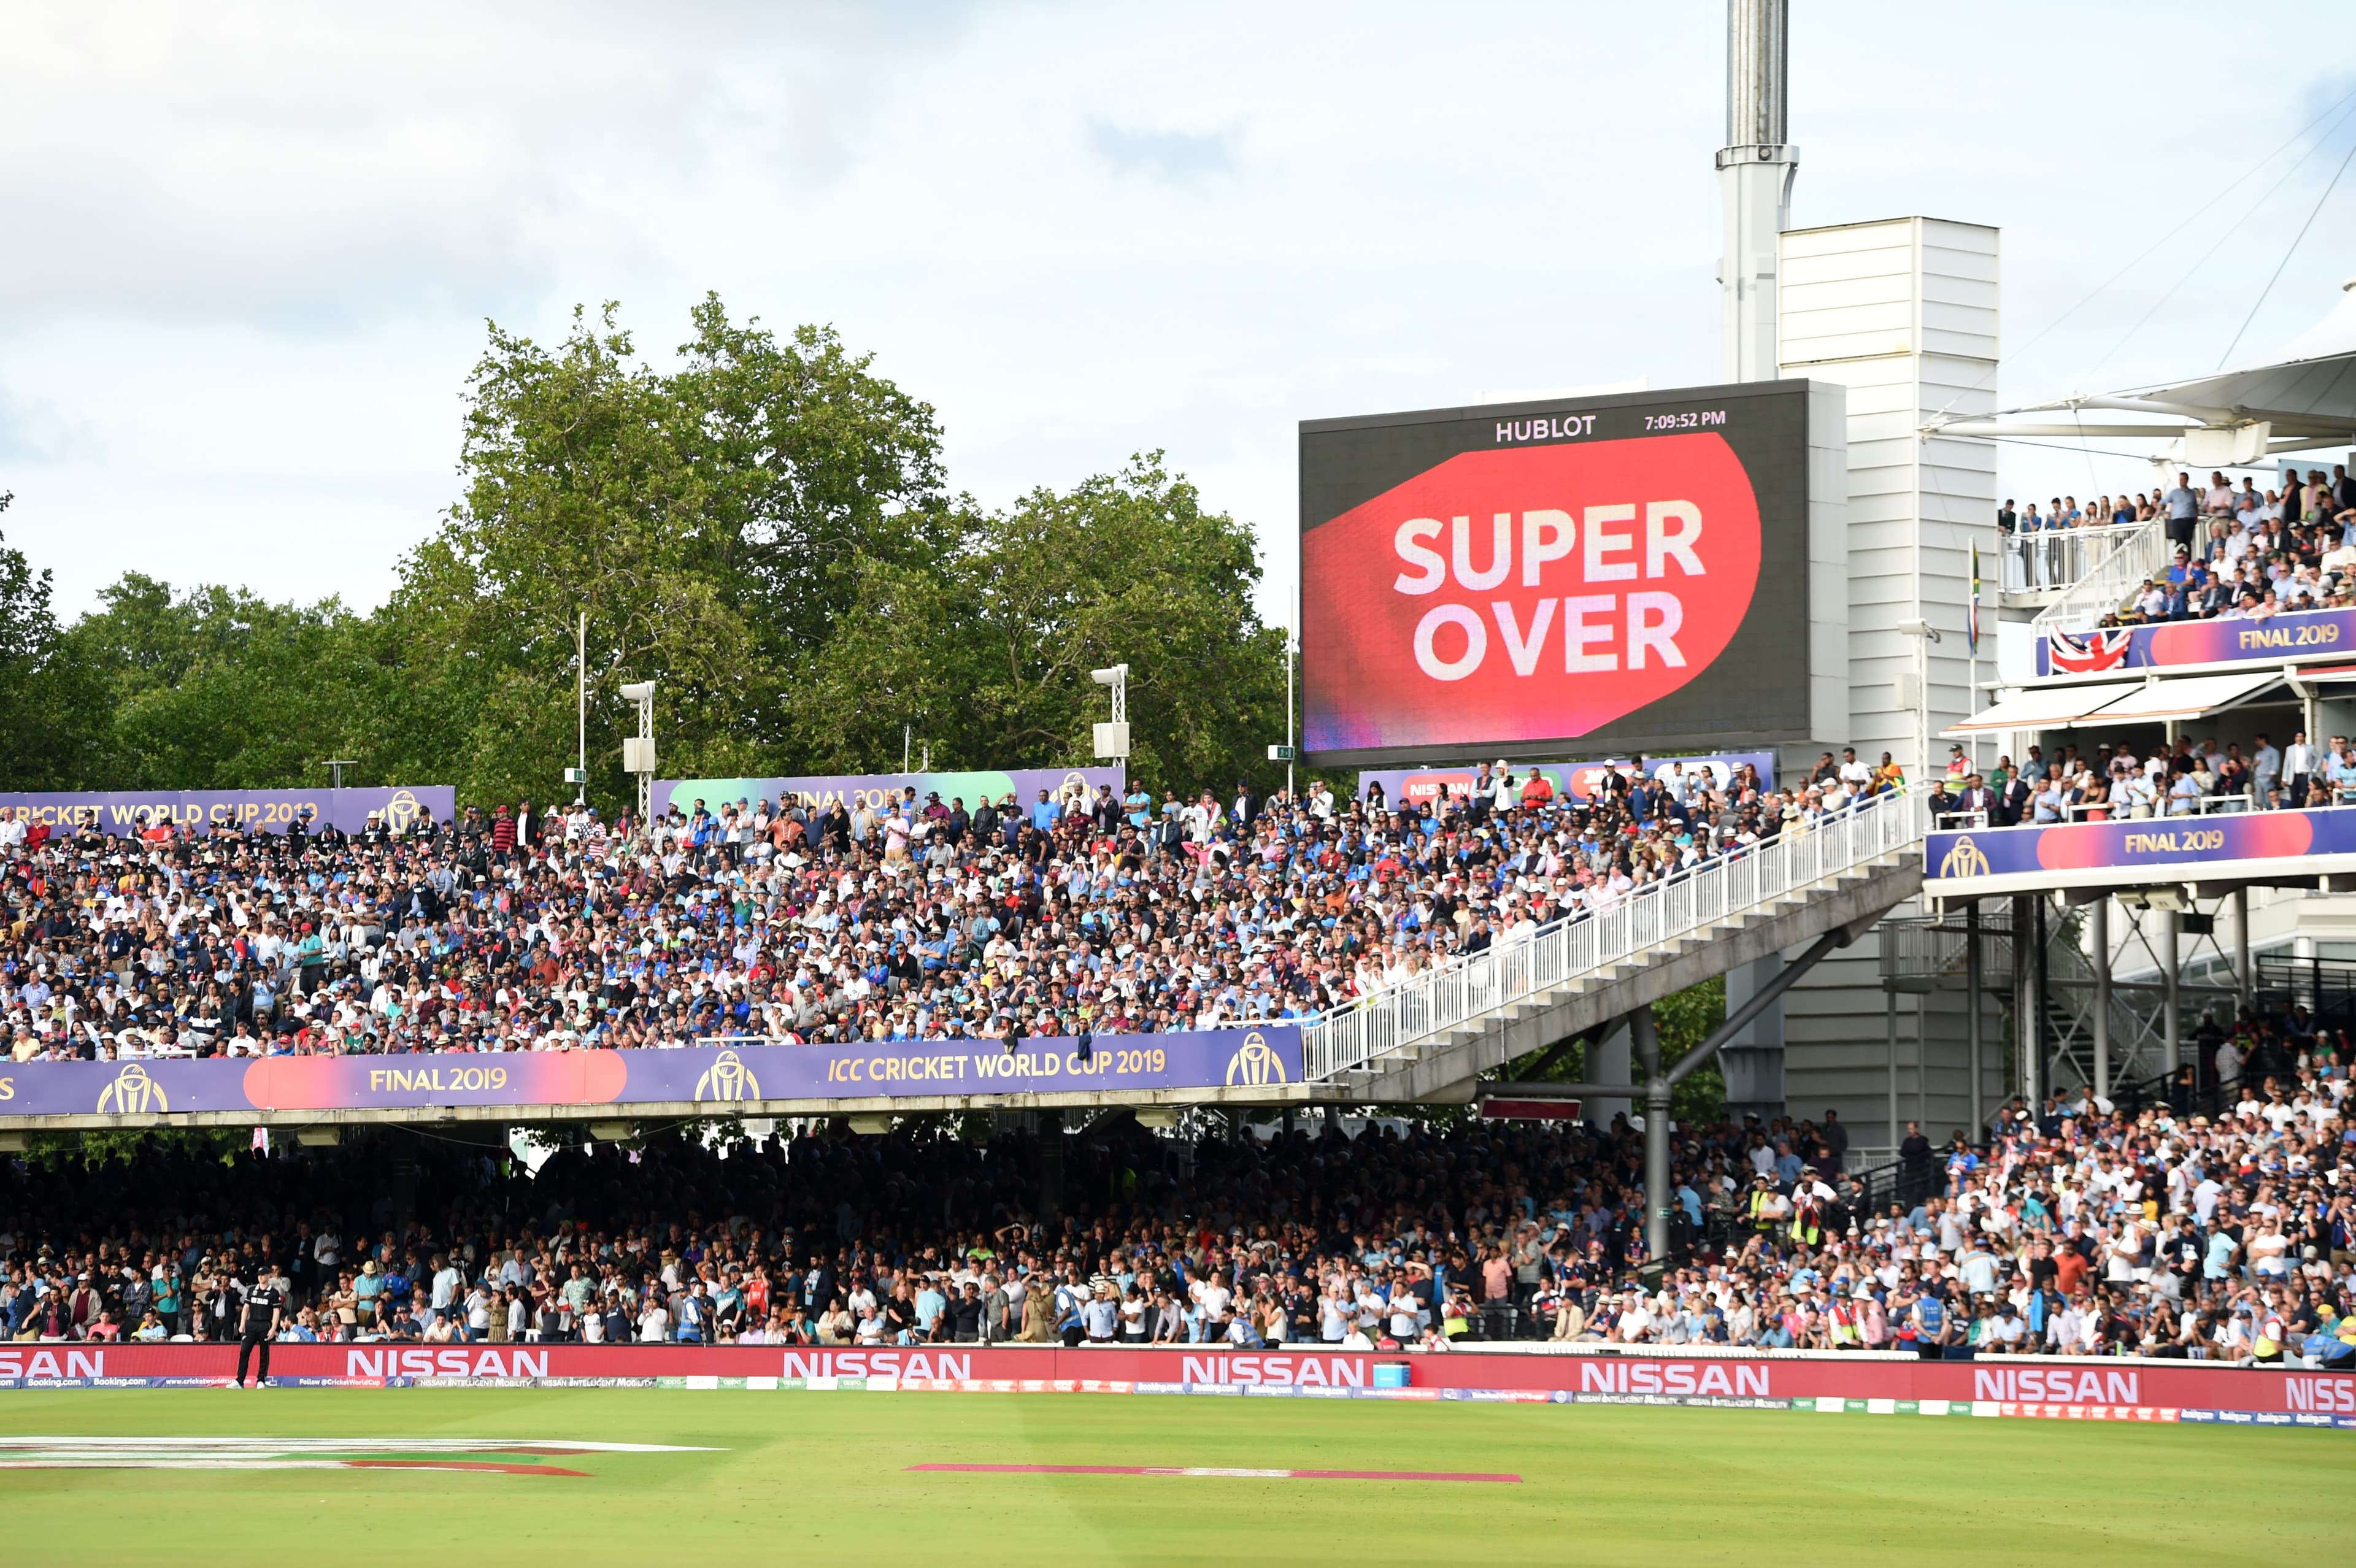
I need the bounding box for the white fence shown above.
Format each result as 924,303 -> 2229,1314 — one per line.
2025,519 -> 2170,632
2000,521 -> 2149,594
1301,788 -> 1930,1082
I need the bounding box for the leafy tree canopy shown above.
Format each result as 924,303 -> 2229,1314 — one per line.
1,298 -> 1288,807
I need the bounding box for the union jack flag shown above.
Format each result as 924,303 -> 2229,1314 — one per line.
2044,625 -> 2133,674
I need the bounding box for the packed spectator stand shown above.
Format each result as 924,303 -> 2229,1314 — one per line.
1998,463 -> 2356,625
1,751 -> 1908,1060
4,763 -> 2348,1374
1923,730 -> 2356,825
1,1032 -> 2347,1367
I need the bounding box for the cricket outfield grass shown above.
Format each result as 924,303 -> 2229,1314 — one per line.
0,1390 -> 2344,1564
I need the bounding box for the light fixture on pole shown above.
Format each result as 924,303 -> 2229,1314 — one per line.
620,680 -> 656,826
1898,618 -> 1942,785
565,611 -> 590,805
1090,664 -> 1130,760
1267,634 -> 1299,800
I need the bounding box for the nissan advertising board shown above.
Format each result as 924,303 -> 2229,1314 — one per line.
1301,382 -> 1824,767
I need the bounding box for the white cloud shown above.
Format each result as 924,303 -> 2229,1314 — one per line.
0,0 -> 2352,627
1085,118 -> 1241,186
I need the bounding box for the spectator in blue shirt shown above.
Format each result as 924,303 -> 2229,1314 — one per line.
1028,790 -> 1061,834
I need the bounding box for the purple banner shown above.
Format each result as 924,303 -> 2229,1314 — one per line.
2039,607 -> 2355,677
1928,807 -> 2356,885
1358,751 -> 1776,809
0,1028 -> 1303,1120
653,767 -> 1126,821
0,786 -> 454,839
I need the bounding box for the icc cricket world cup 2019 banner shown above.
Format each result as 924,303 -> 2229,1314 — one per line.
1927,807 -> 2356,891
653,768 -> 1125,821
0,1029 -> 1304,1121
0,786 -> 454,838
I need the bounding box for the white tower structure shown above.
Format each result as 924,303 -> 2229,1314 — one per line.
1719,0 -> 1798,383
1701,1 -> 2007,1139
1771,217 -> 2004,1145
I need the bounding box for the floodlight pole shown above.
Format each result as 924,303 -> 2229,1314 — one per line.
1901,620 -> 1942,783
575,611 -> 588,806
1285,634 -> 1296,801
1091,664 -> 1131,766
323,759 -> 356,790
1719,0 -> 1797,382
620,680 -> 657,826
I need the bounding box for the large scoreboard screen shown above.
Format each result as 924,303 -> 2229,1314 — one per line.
1299,380 -> 1816,767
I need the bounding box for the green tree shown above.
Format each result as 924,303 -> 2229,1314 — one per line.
0,494 -> 95,787
383,296 -> 953,807
793,455 -> 1288,796
1497,976 -> 1728,1128
52,574 -> 382,790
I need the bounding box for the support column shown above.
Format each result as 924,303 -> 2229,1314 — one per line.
1590,1024 -> 1634,1128
1915,992 -> 1928,1128
1038,1109 -> 1066,1223
2009,895 -> 2035,1129
2161,909 -> 2181,1074
2233,886 -> 2252,1020
1885,989 -> 1899,1153
2091,897 -> 2112,1097
1965,901 -> 1984,1136
2028,896 -> 2048,1120
391,1142 -> 415,1242
1632,1005 -> 1670,1268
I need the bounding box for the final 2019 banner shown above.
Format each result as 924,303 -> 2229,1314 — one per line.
2039,605 -> 2355,676
0,1029 -> 1303,1120
0,785 -> 454,838
1927,807 -> 2356,890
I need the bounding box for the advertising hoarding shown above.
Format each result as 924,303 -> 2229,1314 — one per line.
1925,807 -> 2356,896
1301,382 -> 1815,767
1357,750 -> 1776,809
0,1029 -> 1304,1121
2,1342 -> 2346,1425
0,786 -> 453,838
2041,607 -> 2356,677
653,767 -> 1123,821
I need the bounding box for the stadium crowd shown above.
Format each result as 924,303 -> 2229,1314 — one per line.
1999,464 -> 2356,625
1923,728 -> 2356,822
0,1011 -> 2347,1367
0,753 -> 1908,1059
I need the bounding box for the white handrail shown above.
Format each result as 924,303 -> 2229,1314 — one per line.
1302,788 -> 1930,1080
2028,518 -> 2171,632
2000,521 -> 2148,593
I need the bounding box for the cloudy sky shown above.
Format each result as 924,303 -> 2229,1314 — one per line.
6,1 -> 2355,625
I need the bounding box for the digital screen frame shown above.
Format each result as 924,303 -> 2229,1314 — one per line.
1299,380 -> 1816,768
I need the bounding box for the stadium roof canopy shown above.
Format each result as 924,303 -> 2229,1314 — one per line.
1926,280 -> 2356,461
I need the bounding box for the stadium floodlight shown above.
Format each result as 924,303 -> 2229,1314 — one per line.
1091,664 -> 1130,760
620,679 -> 658,823
1898,620 -> 1943,783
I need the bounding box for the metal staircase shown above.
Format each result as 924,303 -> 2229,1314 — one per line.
1880,902 -> 2173,1096
1303,788 -> 1929,1102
